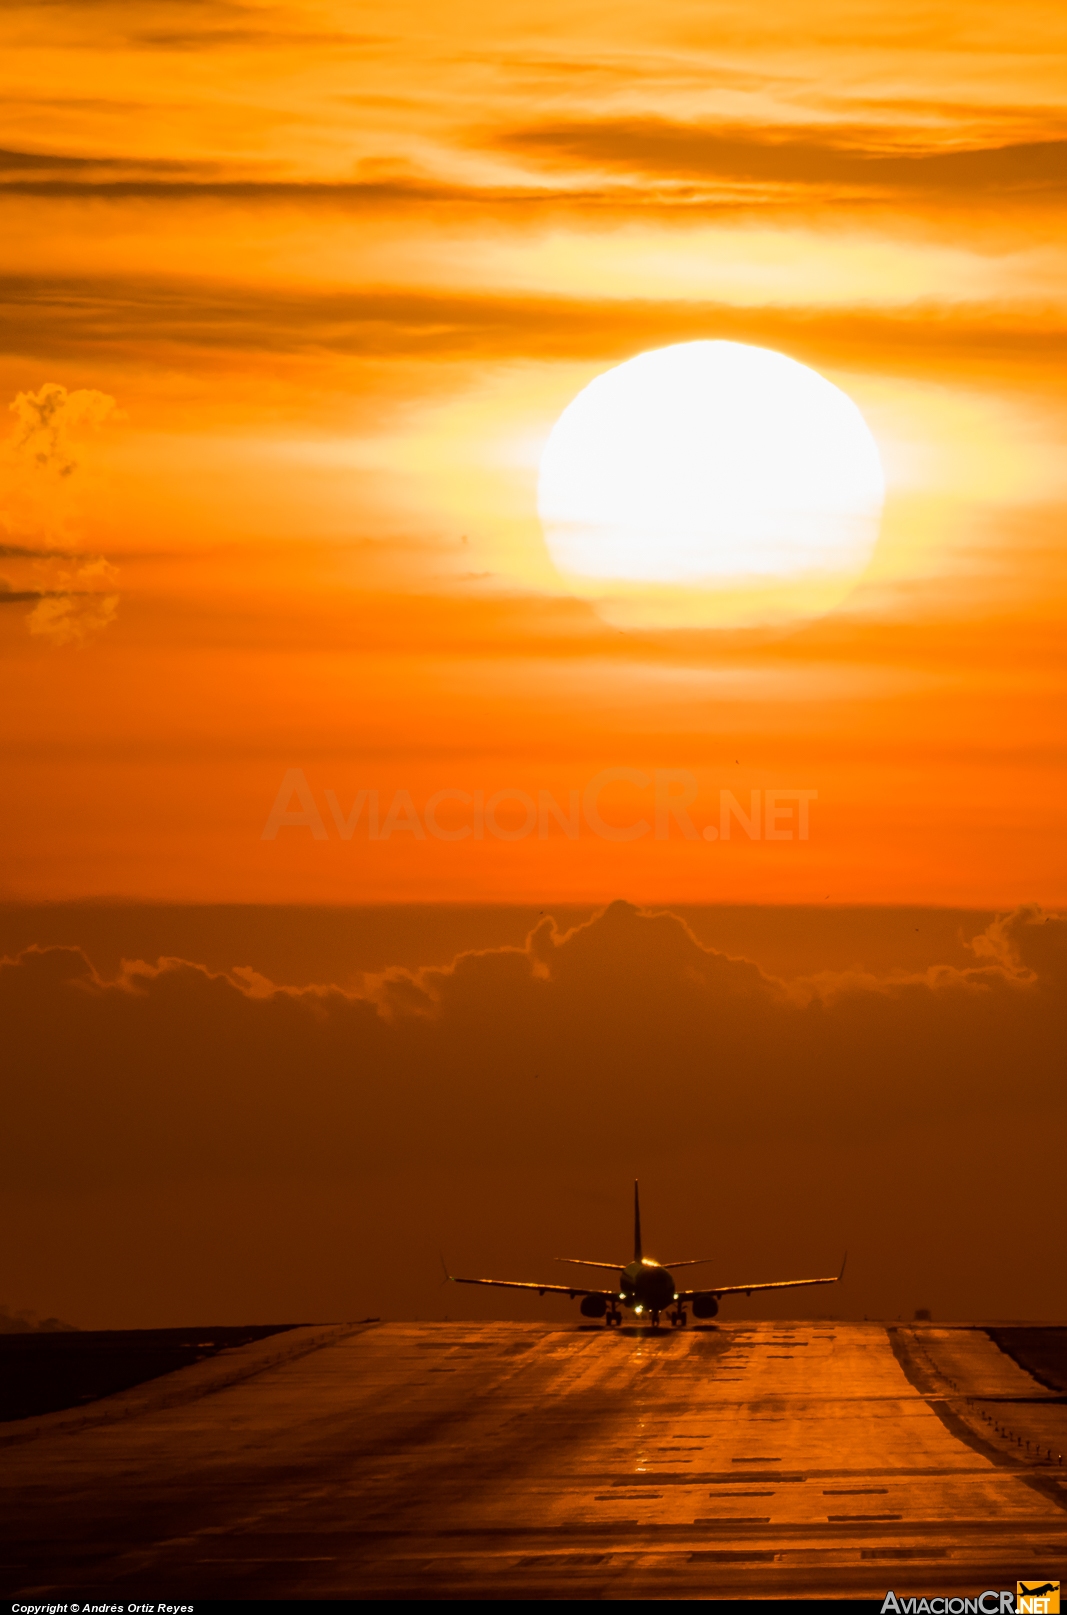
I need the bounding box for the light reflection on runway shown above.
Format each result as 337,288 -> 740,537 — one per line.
2,1320 -> 1065,1600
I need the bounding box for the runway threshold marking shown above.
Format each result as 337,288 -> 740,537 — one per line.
861,1547 -> 948,1560
692,1519 -> 771,1527
593,1493 -> 662,1501
828,1512 -> 903,1521
609,1473 -> 804,1485
689,1549 -> 776,1561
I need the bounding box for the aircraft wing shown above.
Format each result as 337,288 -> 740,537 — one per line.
677,1254 -> 847,1302
554,1258 -> 626,1271
446,1274 -> 618,1298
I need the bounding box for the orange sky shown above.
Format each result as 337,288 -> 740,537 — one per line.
2,0 -> 1066,904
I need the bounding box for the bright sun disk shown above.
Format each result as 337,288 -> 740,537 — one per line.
537,340 -> 885,629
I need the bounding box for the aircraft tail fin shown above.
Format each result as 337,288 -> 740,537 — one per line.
634,1179 -> 642,1262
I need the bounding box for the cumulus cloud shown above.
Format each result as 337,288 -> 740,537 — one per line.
24,565 -> 119,646
969,902 -> 1067,984
3,901 -> 1062,1192
7,382 -> 118,483
4,900 -> 1063,1323
1,383 -> 120,644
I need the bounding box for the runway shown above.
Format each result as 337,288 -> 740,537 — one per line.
3,1320 -> 1065,1601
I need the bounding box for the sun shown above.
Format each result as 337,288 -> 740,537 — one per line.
538,340 -> 885,629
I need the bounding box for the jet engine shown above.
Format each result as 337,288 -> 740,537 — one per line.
692,1294 -> 719,1319
580,1294 -> 608,1318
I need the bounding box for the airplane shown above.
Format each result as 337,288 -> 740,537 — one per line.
445,1181 -> 845,1329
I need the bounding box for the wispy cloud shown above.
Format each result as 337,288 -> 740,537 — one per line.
2,275 -> 1063,389
0,146 -> 235,181
496,119 -> 1067,196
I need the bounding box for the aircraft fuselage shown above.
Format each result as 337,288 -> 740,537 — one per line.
619,1258 -> 676,1319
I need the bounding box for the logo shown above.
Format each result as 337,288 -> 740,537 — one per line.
881,1589 -> 1059,1615
1019,1585 -> 1060,1615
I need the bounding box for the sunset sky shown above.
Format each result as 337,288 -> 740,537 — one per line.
2,1 -> 1066,1331
2,0 -> 1065,906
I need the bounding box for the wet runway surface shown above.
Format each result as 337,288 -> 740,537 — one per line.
3,1320 -> 1065,1601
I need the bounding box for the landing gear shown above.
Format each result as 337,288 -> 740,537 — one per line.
605,1307 -> 623,1328
650,1310 -> 662,1331
669,1307 -> 688,1328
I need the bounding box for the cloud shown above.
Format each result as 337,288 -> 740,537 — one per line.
7,381 -> 117,481
4,901 -> 1063,1323
0,542 -> 85,559
1,0 -> 368,43
0,171 -> 538,204
0,146 -> 122,171
0,147 -> 238,183
6,117 -> 1063,225
126,26 -> 377,49
0,562 -> 119,645
496,119 -> 1067,198
1,383 -> 120,644
3,901 -> 1062,1193
0,581 -> 47,602
2,276 -> 1064,393
25,577 -> 119,645
970,901 -> 1067,983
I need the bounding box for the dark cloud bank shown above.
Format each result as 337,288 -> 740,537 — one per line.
5,900 -> 1063,1182
3,902 -> 1064,1327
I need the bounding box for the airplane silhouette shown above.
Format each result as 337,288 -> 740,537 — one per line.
445,1180 -> 845,1329
1018,1587 -> 1059,1599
